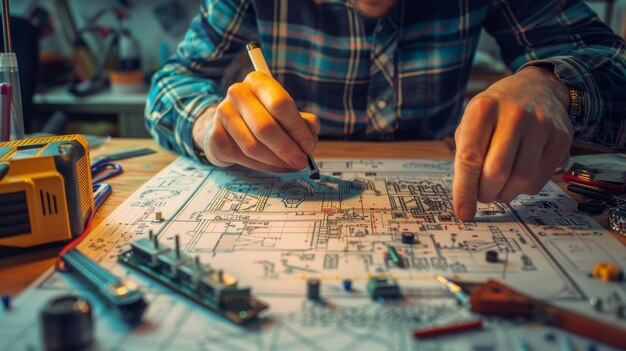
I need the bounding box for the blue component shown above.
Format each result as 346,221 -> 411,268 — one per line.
342,279 -> 352,291
544,332 -> 556,342
1,293 -> 10,310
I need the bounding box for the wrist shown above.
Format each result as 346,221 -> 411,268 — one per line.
519,66 -> 570,109
192,105 -> 218,149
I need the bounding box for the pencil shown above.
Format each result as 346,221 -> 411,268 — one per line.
245,42 -> 320,180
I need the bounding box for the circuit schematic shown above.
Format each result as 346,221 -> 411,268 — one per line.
2,157 -> 625,351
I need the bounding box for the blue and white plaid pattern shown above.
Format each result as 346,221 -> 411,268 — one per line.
146,0 -> 626,163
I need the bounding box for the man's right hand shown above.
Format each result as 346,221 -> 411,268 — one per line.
192,71 -> 320,172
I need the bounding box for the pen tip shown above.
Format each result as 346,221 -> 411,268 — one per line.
309,172 -> 320,180
246,42 -> 260,51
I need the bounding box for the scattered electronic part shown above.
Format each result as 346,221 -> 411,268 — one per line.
367,276 -> 401,300
40,295 -> 94,351
608,205 -> 626,236
155,211 -> 163,221
589,297 -> 603,311
401,232 -> 415,244
386,245 -> 404,268
118,233 -> 268,324
61,248 -> 147,324
307,278 -> 321,300
485,250 -> 498,263
342,279 -> 352,292
1,293 -> 10,310
592,261 -> 623,282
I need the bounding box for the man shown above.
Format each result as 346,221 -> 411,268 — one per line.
146,0 -> 626,221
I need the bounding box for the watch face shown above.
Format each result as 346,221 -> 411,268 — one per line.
568,88 -> 584,122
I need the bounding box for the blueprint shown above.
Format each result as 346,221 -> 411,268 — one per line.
1,157 -> 626,350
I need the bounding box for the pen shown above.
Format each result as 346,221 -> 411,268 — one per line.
246,42 -> 320,180
1,83 -> 11,142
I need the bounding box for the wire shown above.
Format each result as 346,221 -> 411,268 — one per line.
55,212 -> 94,271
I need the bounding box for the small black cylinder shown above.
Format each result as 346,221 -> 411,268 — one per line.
307,278 -> 321,300
41,295 -> 94,351
401,232 -> 415,244
486,250 -> 498,263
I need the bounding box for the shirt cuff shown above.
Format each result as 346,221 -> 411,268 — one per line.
519,56 -> 602,133
190,102 -> 221,165
183,97 -> 222,165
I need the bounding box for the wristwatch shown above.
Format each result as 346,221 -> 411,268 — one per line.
568,87 -> 586,125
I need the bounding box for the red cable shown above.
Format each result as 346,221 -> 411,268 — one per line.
55,213 -> 94,271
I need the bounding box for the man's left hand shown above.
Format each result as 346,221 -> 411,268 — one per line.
453,66 -> 573,221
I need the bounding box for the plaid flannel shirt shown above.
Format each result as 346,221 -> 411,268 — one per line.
146,0 -> 626,163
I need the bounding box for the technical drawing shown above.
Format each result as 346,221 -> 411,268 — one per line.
3,158 -> 626,351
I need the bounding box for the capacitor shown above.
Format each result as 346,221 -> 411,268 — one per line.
40,295 -> 94,351
486,250 -> 498,263
342,279 -> 353,292
307,278 -> 320,300
401,232 -> 415,244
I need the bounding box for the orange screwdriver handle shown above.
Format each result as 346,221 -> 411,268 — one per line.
469,280 -> 626,349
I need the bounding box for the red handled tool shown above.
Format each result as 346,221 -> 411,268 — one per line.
436,275 -> 626,349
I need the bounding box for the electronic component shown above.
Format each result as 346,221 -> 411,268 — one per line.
155,211 -> 163,221
61,248 -> 147,324
386,245 -> 404,268
307,278 -> 320,300
118,233 -> 268,324
401,232 -> 415,244
367,276 -> 401,300
1,293 -> 10,310
0,135 -> 94,256
589,297 -> 603,311
486,250 -> 498,263
592,261 -> 623,282
40,295 -> 94,351
342,279 -> 352,292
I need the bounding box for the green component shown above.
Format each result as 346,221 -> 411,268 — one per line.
367,276 -> 401,300
386,245 -> 404,268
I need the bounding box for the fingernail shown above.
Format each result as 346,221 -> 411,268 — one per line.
301,138 -> 315,154
290,155 -> 307,169
458,204 -> 475,222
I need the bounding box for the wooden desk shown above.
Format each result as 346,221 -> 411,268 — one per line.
0,138 -> 623,296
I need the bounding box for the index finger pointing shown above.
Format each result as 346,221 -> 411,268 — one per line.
244,71 -> 317,154
453,98 -> 497,221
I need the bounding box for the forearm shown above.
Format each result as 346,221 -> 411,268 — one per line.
486,0 -> 626,148
145,64 -> 223,164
